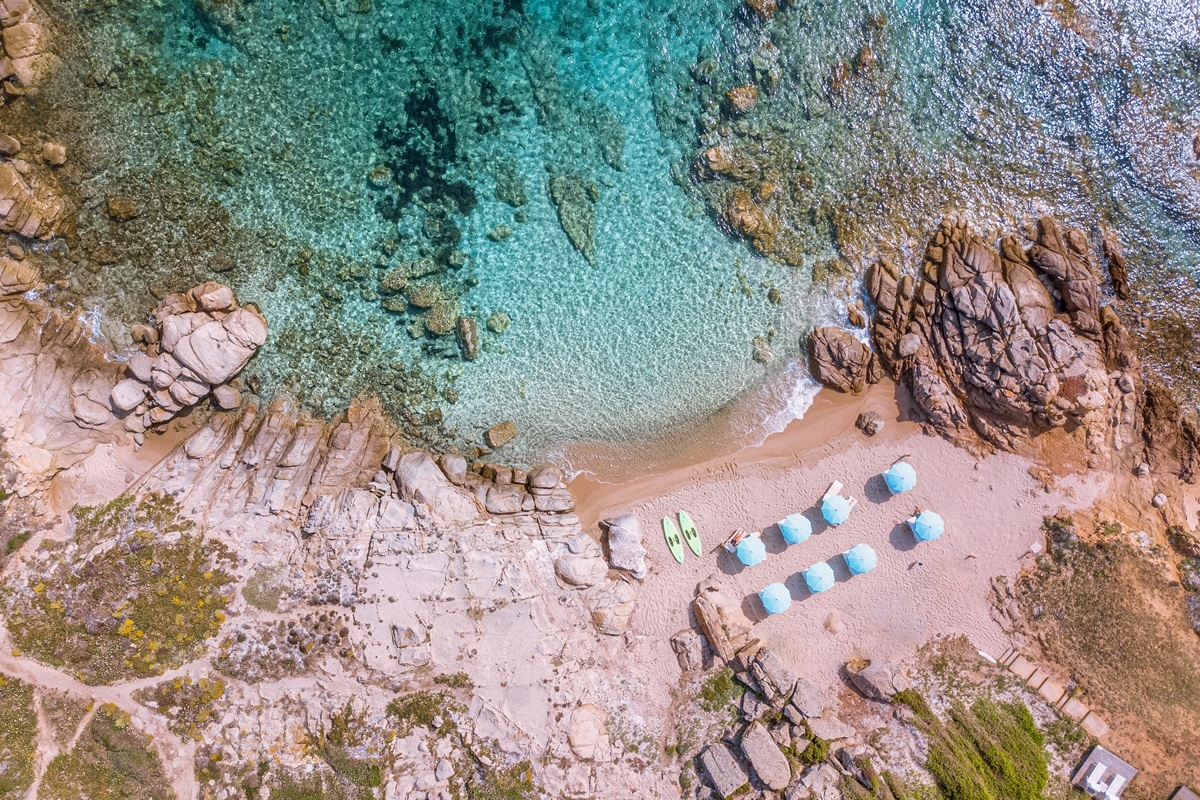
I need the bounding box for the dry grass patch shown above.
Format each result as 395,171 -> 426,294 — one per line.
1017,516 -> 1200,796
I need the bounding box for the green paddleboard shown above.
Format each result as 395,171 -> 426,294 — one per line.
662,517 -> 685,564
678,511 -> 702,557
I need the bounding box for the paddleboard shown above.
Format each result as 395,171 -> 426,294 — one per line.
678,510 -> 702,557
662,516 -> 685,564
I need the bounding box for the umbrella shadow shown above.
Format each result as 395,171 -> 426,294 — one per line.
864,474 -> 895,505
830,555 -> 855,584
763,523 -> 789,555
716,547 -> 747,576
741,591 -> 771,623
806,508 -> 831,536
783,571 -> 812,602
889,522 -> 918,552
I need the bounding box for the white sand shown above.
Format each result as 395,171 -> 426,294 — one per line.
573,384 -> 1108,696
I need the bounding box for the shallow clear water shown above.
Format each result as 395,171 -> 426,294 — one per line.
37,0 -> 1200,466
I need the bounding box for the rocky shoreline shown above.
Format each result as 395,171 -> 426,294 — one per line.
2,0 -> 1200,797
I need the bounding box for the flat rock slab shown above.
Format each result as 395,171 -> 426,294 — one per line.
1061,697 -> 1089,722
791,678 -> 835,718
740,722 -> 791,790
807,714 -> 855,742
1038,678 -> 1065,705
1081,713 -> 1110,739
699,743 -> 748,799
1008,655 -> 1037,681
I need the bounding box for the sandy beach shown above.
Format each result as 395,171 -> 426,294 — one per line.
572,382 -> 1108,693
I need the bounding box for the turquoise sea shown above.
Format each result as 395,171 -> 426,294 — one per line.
35,0 -> 1200,470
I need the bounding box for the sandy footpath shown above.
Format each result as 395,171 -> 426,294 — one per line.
572,382 -> 1108,694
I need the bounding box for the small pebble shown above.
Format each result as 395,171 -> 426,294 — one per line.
1152,492 -> 1167,508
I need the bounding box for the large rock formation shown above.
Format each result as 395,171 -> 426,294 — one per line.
109,282 -> 267,434
865,215 -> 1139,453
807,325 -> 883,394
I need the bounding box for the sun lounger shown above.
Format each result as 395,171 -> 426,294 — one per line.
723,528 -> 755,553
822,481 -> 843,501
1104,775 -> 1126,799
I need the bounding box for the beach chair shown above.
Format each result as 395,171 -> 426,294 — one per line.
723,528 -> 752,553
821,481 -> 843,501
1104,775 -> 1126,800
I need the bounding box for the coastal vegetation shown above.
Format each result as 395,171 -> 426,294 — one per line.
894,691 -> 1048,800
2,494 -> 235,684
0,673 -> 36,798
134,675 -> 227,741
39,703 -> 173,800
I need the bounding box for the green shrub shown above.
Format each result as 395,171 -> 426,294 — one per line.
387,690 -> 451,737
698,667 -> 743,713
801,736 -> 830,765
902,692 -> 1048,800
3,532 -> 29,555
465,760 -> 535,800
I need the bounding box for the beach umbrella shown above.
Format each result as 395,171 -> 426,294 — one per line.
759,582 -> 792,615
884,462 -> 917,494
911,510 -> 945,542
736,536 -> 766,566
779,513 -> 812,545
804,562 -> 836,593
844,543 -> 878,575
821,495 -> 851,525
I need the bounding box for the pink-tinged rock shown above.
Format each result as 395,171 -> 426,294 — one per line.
192,281 -> 235,312
213,384 -> 241,410
159,311 -> 208,353
110,378 -> 148,412
0,0 -> 32,26
2,22 -> 41,61
222,306 -> 268,348
127,352 -> 153,382
172,320 -> 256,385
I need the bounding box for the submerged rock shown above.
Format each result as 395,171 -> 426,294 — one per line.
455,315 -> 480,360
548,173 -> 598,266
487,311 -> 510,333
485,420 -> 517,448
726,84 -> 758,114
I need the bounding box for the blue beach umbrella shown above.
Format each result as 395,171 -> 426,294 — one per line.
911,510 -> 945,542
884,462 -> 917,494
844,543 -> 878,575
804,562 -> 836,593
821,495 -> 851,525
778,513 -> 812,545
759,582 -> 792,615
736,536 -> 767,566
